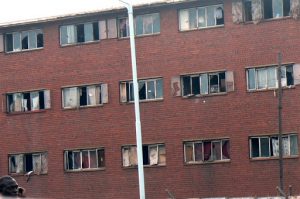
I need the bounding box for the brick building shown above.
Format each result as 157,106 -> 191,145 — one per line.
0,0 -> 300,198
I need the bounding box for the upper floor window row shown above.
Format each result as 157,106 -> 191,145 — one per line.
179,4 -> 224,31
62,83 -> 108,109
60,13 -> 160,45
232,0 -> 300,24
5,29 -> 43,52
119,13 -> 160,38
120,78 -> 163,103
171,71 -> 234,97
7,89 -> 50,113
246,64 -> 300,91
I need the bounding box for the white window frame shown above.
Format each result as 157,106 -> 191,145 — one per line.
179,4 -> 224,31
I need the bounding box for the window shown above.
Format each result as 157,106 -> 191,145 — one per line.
7,90 -> 50,113
9,152 -> 48,174
184,139 -> 230,163
120,78 -> 163,102
118,17 -> 130,38
263,0 -> 290,19
246,64 -> 295,91
122,144 -> 166,167
179,5 -> 224,31
180,71 -> 234,97
135,13 -> 160,36
62,84 -> 108,108
64,148 -> 105,171
250,134 -> 298,158
5,29 -> 43,52
60,22 -> 99,45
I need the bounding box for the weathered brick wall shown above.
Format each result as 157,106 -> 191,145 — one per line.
0,0 -> 300,198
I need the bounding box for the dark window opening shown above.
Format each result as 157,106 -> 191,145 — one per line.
139,82 -> 146,100
283,0 -> 290,16
37,33 -> 43,48
93,22 -> 100,40
216,7 -> 224,25
183,76 -> 191,96
286,65 -> 294,86
264,0 -> 273,19
79,87 -> 87,106
39,91 -> 45,109
244,0 -> 252,21
23,93 -> 31,111
98,149 -> 105,167
21,35 -> 28,50
6,34 -> 13,52
209,74 -> 219,93
219,72 -> 226,92
251,138 -> 260,157
192,76 -> 200,95
142,146 -> 149,165
77,24 -> 85,43
25,154 -> 33,172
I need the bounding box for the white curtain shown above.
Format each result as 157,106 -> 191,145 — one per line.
67,25 -> 76,43
272,138 -> 279,156
149,146 -> 158,165
129,146 -> 138,166
63,87 -> 78,108
32,154 -> 42,174
13,93 -> 23,112
179,10 -> 189,30
87,86 -> 96,106
15,154 -> 24,174
41,153 -> 48,174
122,148 -> 130,167
31,92 -> 40,110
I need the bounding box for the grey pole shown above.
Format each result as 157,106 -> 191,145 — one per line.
118,1 -> 146,199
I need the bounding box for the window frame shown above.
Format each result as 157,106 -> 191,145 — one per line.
249,134 -> 299,159
246,64 -> 294,91
64,148 -> 105,171
178,4 -> 224,31
122,143 -> 166,167
9,152 -> 48,175
184,139 -> 230,164
5,29 -> 44,53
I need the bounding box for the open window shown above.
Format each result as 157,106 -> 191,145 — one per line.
62,84 -> 108,108
5,29 -> 43,52
179,4 -> 224,31
184,139 -> 230,163
181,71 -> 234,97
250,134 -> 298,158
64,148 -> 105,171
7,90 -> 50,113
122,144 -> 166,167
246,64 -> 296,91
120,78 -> 163,103
9,152 -> 48,175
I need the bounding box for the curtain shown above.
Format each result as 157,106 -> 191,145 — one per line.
194,143 -> 203,161
252,0 -> 263,24
185,143 -> 194,162
149,145 -> 158,165
81,151 -> 89,169
122,148 -> 130,167
63,87 -> 77,108
283,137 -> 289,156
222,140 -> 230,159
257,69 -> 267,89
31,92 -> 40,110
13,93 -> 23,112
32,154 -> 41,174
179,10 -> 189,30
89,150 -> 97,168
87,86 -> 96,106
272,137 -> 279,156
212,142 -> 221,160
73,152 -> 81,169
41,153 -> 48,174
84,23 -> 94,42
290,0 -> 300,19
67,25 -> 76,43
143,15 -> 153,34
204,142 -> 212,161
267,67 -> 276,88
232,0 -> 244,24
15,154 -> 24,174
129,146 -> 138,166
13,32 -> 21,51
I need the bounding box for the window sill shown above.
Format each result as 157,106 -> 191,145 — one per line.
64,168 -> 105,173
247,85 -> 295,93
60,40 -> 100,48
179,24 -> 224,33
62,104 -> 104,111
121,98 -> 164,104
184,159 -> 230,166
182,92 -> 228,98
135,32 -> 160,38
5,47 -> 44,54
10,173 -> 47,177
6,109 -> 48,116
122,164 -> 166,169
243,15 -> 291,25
250,155 -> 298,162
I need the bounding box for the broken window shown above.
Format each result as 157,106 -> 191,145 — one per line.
60,22 -> 99,45
179,4 -> 224,31
184,139 -> 230,163
122,144 -> 166,167
135,13 -> 160,36
120,78 -> 163,103
181,71 -> 233,97
250,134 -> 298,158
9,152 -> 48,175
5,29 -> 44,52
247,64 -> 294,91
118,18 -> 130,38
7,90 -> 50,113
65,148 -> 105,171
62,84 -> 108,108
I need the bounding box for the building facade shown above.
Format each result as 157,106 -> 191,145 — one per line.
0,0 -> 300,198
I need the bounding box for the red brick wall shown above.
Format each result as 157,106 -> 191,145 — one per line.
0,0 -> 300,198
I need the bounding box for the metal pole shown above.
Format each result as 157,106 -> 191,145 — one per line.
277,52 -> 284,195
119,1 -> 145,199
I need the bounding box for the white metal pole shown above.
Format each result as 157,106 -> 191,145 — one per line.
119,1 -> 146,199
